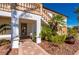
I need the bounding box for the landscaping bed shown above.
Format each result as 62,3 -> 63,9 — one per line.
39,40 -> 79,55
0,39 -> 11,55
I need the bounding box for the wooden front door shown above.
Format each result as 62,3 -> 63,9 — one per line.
21,23 -> 27,38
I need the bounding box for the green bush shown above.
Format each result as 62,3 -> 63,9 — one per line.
40,24 -> 67,44
50,35 -> 66,44
68,28 -> 78,39
40,25 -> 52,41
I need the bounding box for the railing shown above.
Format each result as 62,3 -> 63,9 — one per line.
0,3 -> 11,12
42,9 -> 52,24
0,24 -> 11,35
42,12 -> 50,22
43,8 -> 51,19
0,3 -> 42,16
0,3 -> 53,24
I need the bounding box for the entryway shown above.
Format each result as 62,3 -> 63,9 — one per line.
20,23 -> 27,39
20,19 -> 36,39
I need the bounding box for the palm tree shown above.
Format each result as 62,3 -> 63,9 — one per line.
48,14 -> 65,33
75,7 -> 79,33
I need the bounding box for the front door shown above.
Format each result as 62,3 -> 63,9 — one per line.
21,23 -> 27,38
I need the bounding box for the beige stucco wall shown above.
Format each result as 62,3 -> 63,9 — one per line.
0,16 -> 11,35
0,16 -> 11,25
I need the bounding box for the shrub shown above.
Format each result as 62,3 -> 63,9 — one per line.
68,28 -> 78,39
40,25 -> 52,41
40,24 -> 67,44
0,39 -> 10,46
50,35 -> 67,44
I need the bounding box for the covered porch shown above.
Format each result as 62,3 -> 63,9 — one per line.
0,10 -> 42,50
0,3 -> 43,54
0,16 -> 37,39
19,18 -> 36,39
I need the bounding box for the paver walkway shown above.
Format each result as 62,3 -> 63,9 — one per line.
19,39 -> 49,55
74,50 -> 79,55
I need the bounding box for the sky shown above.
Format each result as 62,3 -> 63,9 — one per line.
43,3 -> 79,27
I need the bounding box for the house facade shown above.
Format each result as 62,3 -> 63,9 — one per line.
0,3 -> 67,49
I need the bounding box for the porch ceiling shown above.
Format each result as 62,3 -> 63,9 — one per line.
0,15 -> 11,19
20,18 -> 36,24
0,10 -> 42,21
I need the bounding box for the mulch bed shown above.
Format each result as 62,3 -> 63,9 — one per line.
39,40 -> 79,55
0,44 -> 11,55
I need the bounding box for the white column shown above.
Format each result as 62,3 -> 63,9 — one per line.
11,9 -> 19,48
36,17 -> 41,44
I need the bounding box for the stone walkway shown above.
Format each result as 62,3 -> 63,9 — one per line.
74,50 -> 79,55
19,39 -> 49,55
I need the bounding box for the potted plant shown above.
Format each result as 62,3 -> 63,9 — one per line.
65,35 -> 75,44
